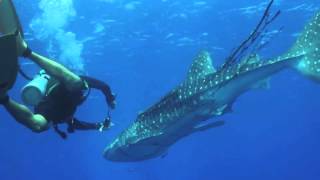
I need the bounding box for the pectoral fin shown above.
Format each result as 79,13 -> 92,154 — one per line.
193,120 -> 225,133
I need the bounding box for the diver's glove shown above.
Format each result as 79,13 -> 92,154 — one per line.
0,95 -> 9,105
98,117 -> 114,132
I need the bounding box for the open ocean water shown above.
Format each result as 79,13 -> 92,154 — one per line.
1,0 -> 320,179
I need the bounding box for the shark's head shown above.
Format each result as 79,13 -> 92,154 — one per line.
104,123 -> 169,162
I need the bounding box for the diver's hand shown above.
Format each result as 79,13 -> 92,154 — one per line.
98,117 -> 114,132
15,31 -> 28,57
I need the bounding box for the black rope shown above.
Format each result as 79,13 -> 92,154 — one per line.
107,108 -> 111,119
18,66 -> 33,81
253,26 -> 284,53
220,0 -> 281,71
53,124 -> 67,139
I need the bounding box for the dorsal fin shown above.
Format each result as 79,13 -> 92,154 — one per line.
240,54 -> 261,66
186,51 -> 215,82
239,54 -> 262,72
246,54 -> 261,64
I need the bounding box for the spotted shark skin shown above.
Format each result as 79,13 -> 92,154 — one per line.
104,12 -> 320,162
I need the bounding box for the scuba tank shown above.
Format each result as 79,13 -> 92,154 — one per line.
21,70 -> 50,106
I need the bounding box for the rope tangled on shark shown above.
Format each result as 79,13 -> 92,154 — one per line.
220,0 -> 281,71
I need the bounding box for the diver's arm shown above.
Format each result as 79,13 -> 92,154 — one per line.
15,32 -> 83,91
28,52 -> 83,91
67,118 -> 111,131
80,76 -> 116,109
68,118 -> 101,131
1,96 -> 49,132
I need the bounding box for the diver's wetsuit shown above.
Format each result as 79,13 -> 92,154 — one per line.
0,82 -> 8,89
34,75 -> 115,138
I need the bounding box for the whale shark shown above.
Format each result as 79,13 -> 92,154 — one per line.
103,10 -> 320,162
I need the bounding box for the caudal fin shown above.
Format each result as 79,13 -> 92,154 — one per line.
288,12 -> 320,82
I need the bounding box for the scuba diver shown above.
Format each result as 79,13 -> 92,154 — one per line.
0,32 -> 116,139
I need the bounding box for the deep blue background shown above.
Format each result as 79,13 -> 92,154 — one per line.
1,0 -> 320,179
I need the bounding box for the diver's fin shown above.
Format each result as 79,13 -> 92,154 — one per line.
193,120 -> 225,133
0,0 -> 24,36
0,33 -> 19,90
186,51 -> 216,82
284,12 -> 320,83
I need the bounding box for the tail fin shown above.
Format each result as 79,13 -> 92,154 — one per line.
288,12 -> 320,82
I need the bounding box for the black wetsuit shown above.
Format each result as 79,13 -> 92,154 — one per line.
34,76 -> 115,138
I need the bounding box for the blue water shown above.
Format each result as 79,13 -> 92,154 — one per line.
1,0 -> 320,179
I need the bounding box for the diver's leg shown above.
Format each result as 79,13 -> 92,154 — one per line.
0,96 -> 49,132
15,33 -> 83,91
